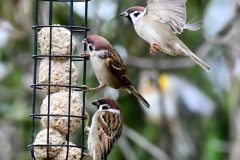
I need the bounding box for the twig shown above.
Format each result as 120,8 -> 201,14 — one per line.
118,137 -> 138,160
122,125 -> 171,160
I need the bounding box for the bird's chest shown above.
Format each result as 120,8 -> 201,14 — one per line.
134,16 -> 166,45
88,113 -> 101,150
134,18 -> 158,43
90,55 -> 119,87
91,56 -> 108,82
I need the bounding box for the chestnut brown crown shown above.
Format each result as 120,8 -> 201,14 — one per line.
126,6 -> 145,13
92,97 -> 121,111
86,35 -> 113,51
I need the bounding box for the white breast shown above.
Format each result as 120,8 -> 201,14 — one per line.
90,51 -> 110,85
134,20 -> 154,43
88,111 -> 101,154
134,14 -> 165,45
89,50 -> 121,88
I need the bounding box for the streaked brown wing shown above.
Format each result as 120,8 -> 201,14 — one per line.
97,111 -> 123,159
147,0 -> 186,33
107,49 -> 132,86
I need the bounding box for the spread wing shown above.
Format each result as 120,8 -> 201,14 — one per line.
107,49 -> 132,86
147,0 -> 187,33
97,111 -> 123,159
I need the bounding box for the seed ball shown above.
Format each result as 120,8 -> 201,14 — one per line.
36,142 -> 82,160
40,90 -> 83,135
55,142 -> 82,160
39,59 -> 78,93
33,128 -> 65,159
38,26 -> 75,61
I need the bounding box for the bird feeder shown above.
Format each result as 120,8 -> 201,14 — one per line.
29,0 -> 90,160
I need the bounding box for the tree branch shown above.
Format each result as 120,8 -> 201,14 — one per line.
118,137 -> 138,160
122,125 -> 171,160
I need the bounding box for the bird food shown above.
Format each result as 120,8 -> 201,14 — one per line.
33,128 -> 65,159
39,59 -> 78,93
40,90 -> 83,135
38,26 -> 75,61
54,142 -> 82,160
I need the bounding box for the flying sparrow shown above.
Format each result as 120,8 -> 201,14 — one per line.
86,97 -> 123,160
82,35 -> 150,108
120,0 -> 211,72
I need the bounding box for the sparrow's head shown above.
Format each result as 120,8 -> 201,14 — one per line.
120,6 -> 146,24
92,97 -> 121,112
82,35 -> 113,52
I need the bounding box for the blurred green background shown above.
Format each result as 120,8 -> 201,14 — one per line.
0,0 -> 240,160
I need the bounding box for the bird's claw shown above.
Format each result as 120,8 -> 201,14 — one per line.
84,112 -> 90,135
81,85 -> 91,92
81,51 -> 90,60
150,42 -> 160,55
83,151 -> 90,157
84,127 -> 90,135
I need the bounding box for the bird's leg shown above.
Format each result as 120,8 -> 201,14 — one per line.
150,41 -> 160,55
82,151 -> 90,157
81,51 -> 90,60
81,83 -> 106,92
84,112 -> 90,135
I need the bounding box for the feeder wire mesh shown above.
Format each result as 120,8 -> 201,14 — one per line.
30,0 -> 89,159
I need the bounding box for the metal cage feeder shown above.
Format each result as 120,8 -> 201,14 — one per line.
29,0 -> 90,159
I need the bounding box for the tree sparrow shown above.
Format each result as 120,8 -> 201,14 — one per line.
86,97 -> 123,160
120,0 -> 211,72
82,35 -> 150,108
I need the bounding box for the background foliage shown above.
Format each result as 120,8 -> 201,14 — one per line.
0,0 -> 240,160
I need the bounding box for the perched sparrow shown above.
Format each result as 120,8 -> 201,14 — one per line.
86,97 -> 123,160
120,0 -> 211,72
82,35 -> 150,108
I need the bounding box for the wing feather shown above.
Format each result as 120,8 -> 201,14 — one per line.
147,0 -> 187,33
97,111 -> 123,158
107,49 -> 132,86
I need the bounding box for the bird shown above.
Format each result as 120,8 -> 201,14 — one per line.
138,71 -> 162,123
86,97 -> 123,160
119,0 -> 211,72
81,35 -> 150,108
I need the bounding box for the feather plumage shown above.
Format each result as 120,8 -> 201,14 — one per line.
147,0 -> 187,33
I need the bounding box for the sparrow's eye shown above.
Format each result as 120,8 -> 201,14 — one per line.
129,9 -> 133,13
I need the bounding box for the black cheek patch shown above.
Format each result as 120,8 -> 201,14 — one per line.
127,16 -> 133,24
89,45 -> 93,51
102,105 -> 109,110
134,12 -> 140,17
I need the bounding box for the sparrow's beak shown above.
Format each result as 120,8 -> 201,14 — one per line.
119,11 -> 128,17
92,101 -> 100,109
82,39 -> 88,45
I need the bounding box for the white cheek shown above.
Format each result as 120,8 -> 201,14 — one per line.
130,14 -> 139,24
131,10 -> 146,24
87,44 -> 91,52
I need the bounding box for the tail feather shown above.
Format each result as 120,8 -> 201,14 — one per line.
184,19 -> 201,31
184,22 -> 200,31
129,86 -> 150,109
176,41 -> 210,72
187,51 -> 211,72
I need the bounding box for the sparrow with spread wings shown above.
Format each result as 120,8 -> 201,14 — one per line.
86,98 -> 123,160
82,35 -> 150,108
120,0 -> 210,72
